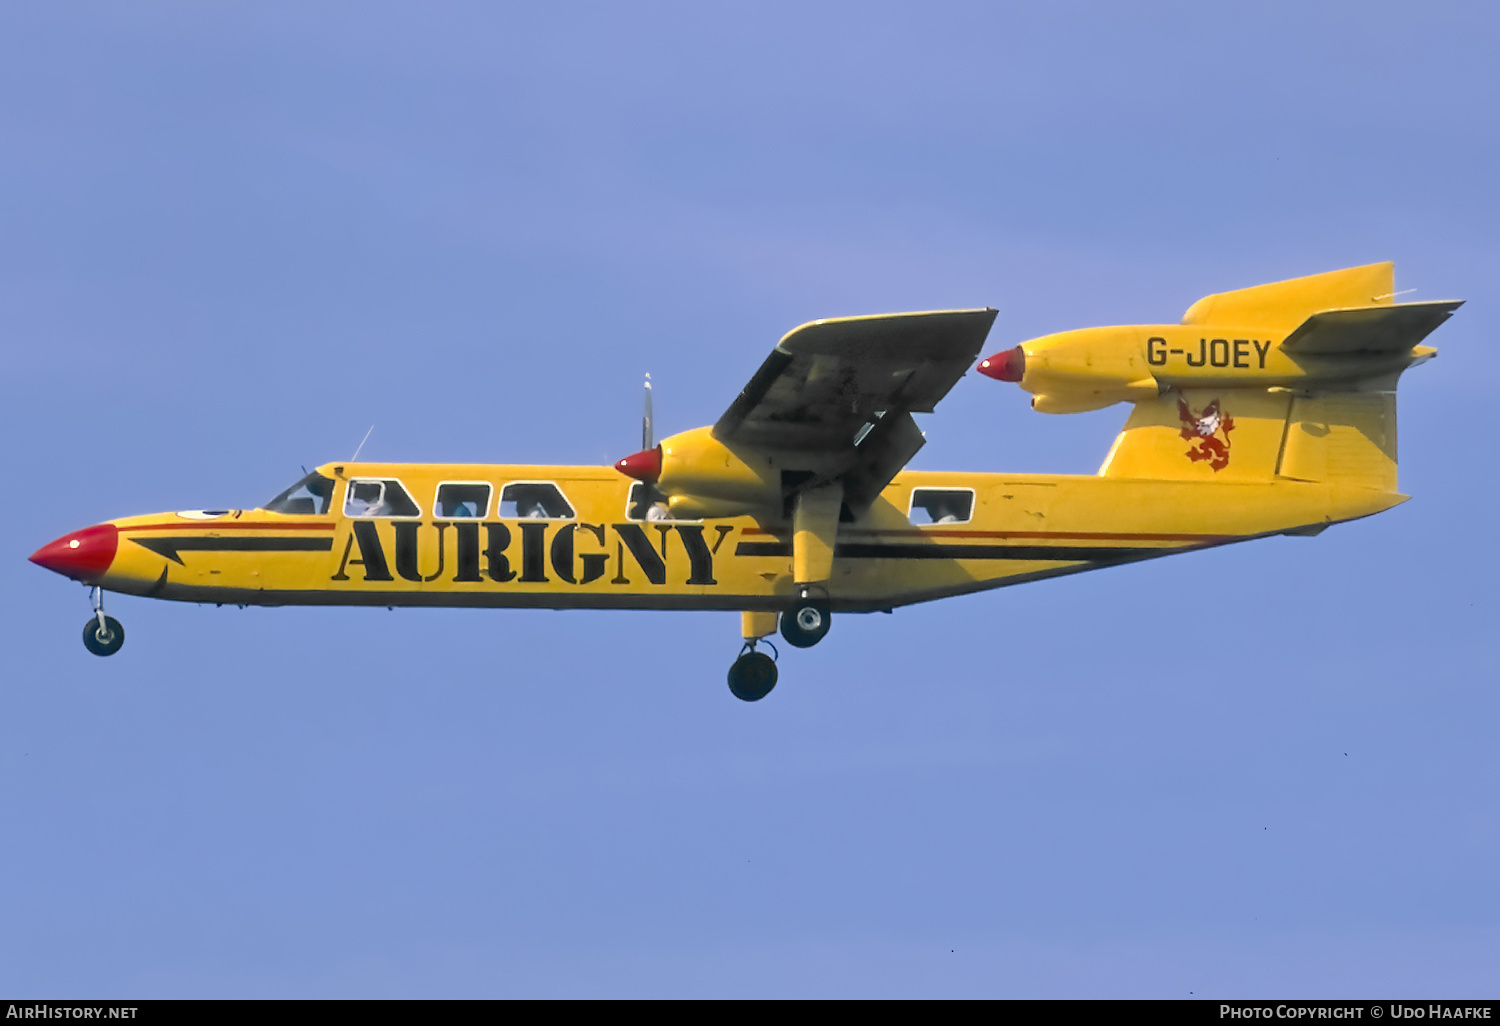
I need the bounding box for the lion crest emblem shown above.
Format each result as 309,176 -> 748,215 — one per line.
1177,396 -> 1234,471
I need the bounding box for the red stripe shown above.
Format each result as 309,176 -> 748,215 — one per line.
119,522 -> 335,533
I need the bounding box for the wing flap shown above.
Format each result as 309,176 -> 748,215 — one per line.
842,411 -> 927,512
1281,300 -> 1463,354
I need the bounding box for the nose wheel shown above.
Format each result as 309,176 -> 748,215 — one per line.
82,587 -> 124,657
728,642 -> 778,702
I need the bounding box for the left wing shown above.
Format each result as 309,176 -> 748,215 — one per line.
713,308 -> 997,508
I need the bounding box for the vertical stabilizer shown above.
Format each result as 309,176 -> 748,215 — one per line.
1100,387 -> 1400,492
1100,388 -> 1293,482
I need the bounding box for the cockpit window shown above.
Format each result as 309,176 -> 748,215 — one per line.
499,482 -> 575,519
344,478 -> 421,518
263,472 -> 335,515
909,488 -> 975,525
435,482 -> 492,519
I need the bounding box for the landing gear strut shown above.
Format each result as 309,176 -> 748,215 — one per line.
780,590 -> 831,649
727,641 -> 778,702
82,586 -> 124,657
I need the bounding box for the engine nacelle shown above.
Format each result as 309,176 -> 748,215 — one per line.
615,425 -> 859,518
977,264 -> 1454,414
656,426 -> 778,508
982,322 -> 1440,414
982,327 -> 1159,414
617,426 -> 793,518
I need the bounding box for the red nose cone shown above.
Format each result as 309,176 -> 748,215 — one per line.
29,523 -> 119,582
615,445 -> 663,482
977,346 -> 1026,382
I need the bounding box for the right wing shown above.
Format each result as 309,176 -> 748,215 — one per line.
714,309 -> 998,450
712,309 -> 997,508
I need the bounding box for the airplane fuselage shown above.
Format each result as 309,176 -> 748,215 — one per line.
74,461 -> 1401,614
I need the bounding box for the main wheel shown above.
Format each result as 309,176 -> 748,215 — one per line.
82,616 -> 125,657
779,599 -> 831,649
727,651 -> 778,702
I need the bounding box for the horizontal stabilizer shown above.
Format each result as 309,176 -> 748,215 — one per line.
1281,300 -> 1462,354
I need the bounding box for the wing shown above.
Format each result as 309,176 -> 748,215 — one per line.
715,309 -> 997,450
1280,300 -> 1463,354
712,309 -> 997,509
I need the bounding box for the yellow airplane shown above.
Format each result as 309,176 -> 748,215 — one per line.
29,263 -> 1457,701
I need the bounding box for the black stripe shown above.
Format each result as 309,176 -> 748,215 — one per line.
836,542 -> 1170,561
734,540 -> 1175,562
735,541 -> 792,557
130,536 -> 334,565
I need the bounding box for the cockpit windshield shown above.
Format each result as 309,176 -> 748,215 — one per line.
263,472 -> 335,515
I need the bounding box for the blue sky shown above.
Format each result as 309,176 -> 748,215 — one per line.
2,1 -> 1497,997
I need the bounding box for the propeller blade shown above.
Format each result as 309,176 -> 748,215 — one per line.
643,373 -> 654,451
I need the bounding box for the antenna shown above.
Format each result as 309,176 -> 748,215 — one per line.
351,425 -> 375,462
643,373 -> 654,450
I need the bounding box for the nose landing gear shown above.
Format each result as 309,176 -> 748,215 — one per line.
82,586 -> 124,657
727,641 -> 778,702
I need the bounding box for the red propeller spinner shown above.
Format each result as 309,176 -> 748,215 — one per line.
615,444 -> 662,482
976,346 -> 1025,382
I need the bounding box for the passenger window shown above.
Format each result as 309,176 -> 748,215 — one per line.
344,478 -> 421,518
909,488 -> 974,525
435,482 -> 491,519
264,471 -> 335,515
625,482 -> 698,522
499,482 -> 575,520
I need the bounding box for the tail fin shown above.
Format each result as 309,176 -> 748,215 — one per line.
1100,387 -> 1404,491
1101,387 -> 1293,483
1099,265 -> 1455,492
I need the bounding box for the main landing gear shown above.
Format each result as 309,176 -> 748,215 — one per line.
780,590 -> 831,649
82,586 -> 124,657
